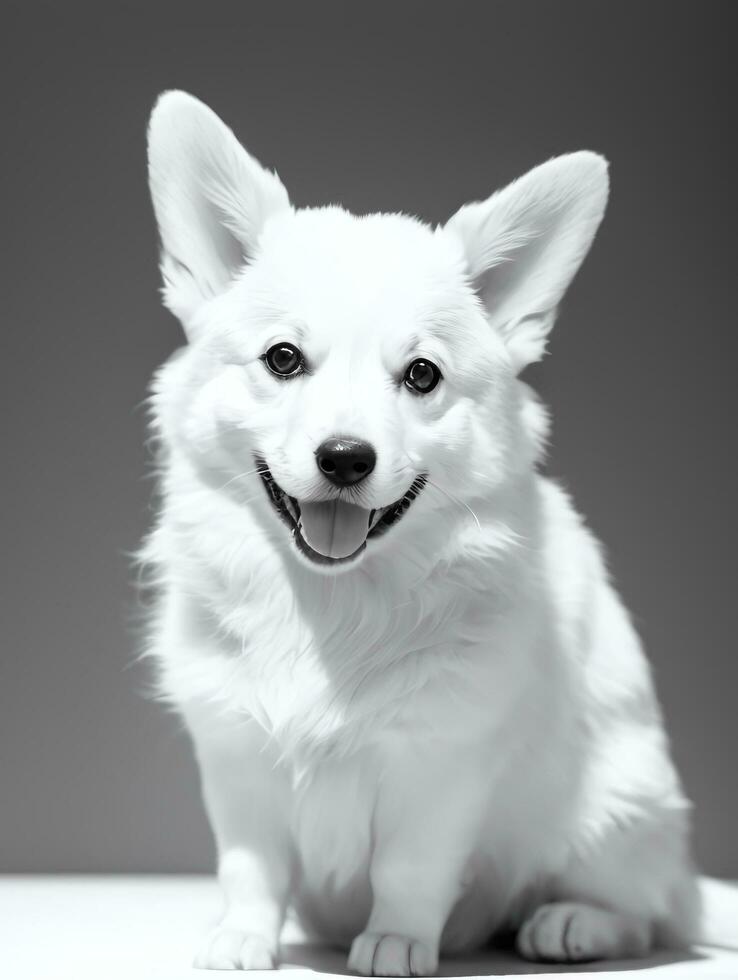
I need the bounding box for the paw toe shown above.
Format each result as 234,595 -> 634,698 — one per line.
348,932 -> 437,977
517,903 -> 589,963
194,928 -> 277,971
516,902 -> 650,964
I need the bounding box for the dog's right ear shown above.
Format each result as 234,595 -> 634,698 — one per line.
147,91 -> 291,336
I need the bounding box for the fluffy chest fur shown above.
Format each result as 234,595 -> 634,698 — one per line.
146,450 -> 563,764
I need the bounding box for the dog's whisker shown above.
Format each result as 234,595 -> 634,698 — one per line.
327,563 -> 338,610
215,465 -> 268,493
425,478 -> 482,531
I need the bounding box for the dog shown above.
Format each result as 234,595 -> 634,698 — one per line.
141,91 -> 702,974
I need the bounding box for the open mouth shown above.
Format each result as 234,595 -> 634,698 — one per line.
254,457 -> 427,566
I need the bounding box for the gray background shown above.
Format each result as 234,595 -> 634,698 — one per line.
1,0 -> 736,875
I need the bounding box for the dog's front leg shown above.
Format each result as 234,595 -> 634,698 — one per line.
184,703 -> 293,971
348,747 -> 485,977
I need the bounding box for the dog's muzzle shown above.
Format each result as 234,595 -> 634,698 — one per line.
254,458 -> 426,567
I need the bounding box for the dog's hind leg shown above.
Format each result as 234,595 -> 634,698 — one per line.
517,807 -> 699,964
517,901 -> 650,962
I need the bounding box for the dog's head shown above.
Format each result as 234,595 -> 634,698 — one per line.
147,92 -> 608,572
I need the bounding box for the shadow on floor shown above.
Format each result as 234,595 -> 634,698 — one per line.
281,942 -> 705,977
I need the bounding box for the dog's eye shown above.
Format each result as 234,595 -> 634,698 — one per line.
263,342 -> 305,378
403,358 -> 441,394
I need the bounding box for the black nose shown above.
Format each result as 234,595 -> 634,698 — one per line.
316,437 -> 376,487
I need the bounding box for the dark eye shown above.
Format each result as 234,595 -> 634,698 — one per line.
263,342 -> 304,378
403,358 -> 442,394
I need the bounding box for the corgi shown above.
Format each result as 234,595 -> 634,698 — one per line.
141,90 -> 701,974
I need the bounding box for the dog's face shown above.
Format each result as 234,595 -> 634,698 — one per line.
148,92 -> 608,572
157,209 -> 517,571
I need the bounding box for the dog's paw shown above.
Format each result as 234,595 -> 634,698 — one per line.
193,927 -> 278,970
348,931 -> 438,977
516,901 -> 650,963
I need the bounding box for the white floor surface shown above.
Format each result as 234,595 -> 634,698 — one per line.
2,876 -> 737,980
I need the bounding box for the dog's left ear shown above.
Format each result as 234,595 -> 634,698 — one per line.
147,91 -> 291,335
445,152 -> 609,371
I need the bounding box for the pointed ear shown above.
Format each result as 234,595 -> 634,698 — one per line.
445,152 -> 609,371
147,91 -> 291,333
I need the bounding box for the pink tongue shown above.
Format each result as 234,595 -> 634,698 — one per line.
299,499 -> 371,559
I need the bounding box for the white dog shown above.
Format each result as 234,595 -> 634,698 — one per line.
141,91 -> 702,974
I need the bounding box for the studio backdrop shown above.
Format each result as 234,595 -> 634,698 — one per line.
1,0 -> 735,875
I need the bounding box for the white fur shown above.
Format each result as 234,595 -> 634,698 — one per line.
141,91 -> 700,974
